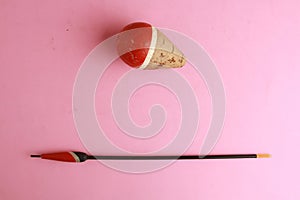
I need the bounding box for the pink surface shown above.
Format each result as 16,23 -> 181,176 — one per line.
1,0 -> 300,199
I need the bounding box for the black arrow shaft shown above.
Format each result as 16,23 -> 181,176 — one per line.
88,154 -> 258,160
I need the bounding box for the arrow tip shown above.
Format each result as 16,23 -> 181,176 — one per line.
30,155 -> 41,158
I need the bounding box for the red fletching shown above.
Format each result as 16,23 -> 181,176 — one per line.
41,152 -> 79,162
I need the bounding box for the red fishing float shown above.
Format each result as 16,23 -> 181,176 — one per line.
117,22 -> 186,70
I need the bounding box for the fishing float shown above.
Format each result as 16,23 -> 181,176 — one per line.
30,152 -> 271,163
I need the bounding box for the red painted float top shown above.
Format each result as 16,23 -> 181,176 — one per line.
117,22 -> 153,68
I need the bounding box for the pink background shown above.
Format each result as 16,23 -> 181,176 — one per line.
1,0 -> 300,199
